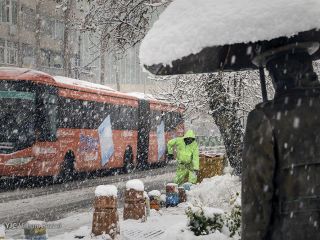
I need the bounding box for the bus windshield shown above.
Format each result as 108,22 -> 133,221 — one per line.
0,85 -> 36,153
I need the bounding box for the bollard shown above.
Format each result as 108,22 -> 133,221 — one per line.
160,194 -> 167,208
144,191 -> 150,220
178,187 -> 187,203
148,190 -> 161,211
123,179 -> 145,220
92,185 -> 119,239
0,225 -> 5,240
182,182 -> 192,191
166,183 -> 179,207
24,220 -> 47,240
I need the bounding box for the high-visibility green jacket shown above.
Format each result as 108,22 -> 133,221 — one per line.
167,130 -> 199,170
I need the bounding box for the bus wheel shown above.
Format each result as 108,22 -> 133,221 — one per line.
59,151 -> 75,182
123,146 -> 134,174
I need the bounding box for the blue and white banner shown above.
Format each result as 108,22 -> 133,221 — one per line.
98,115 -> 114,166
157,120 -> 166,160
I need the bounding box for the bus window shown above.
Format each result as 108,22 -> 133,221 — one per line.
37,93 -> 58,141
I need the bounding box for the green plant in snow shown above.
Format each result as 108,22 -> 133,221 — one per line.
185,192 -> 241,238
225,204 -> 241,237
185,205 -> 224,236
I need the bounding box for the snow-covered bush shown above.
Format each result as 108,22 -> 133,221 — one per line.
184,174 -> 242,238
225,203 -> 241,238
185,201 -> 241,238
185,205 -> 224,236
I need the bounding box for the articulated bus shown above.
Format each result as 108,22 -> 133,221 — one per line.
0,67 -> 184,179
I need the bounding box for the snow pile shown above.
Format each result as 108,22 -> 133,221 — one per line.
180,174 -> 241,239
126,179 -> 145,191
148,190 -> 161,197
187,174 -> 241,212
0,224 -> 5,238
94,185 -> 118,197
140,0 -> 320,66
25,220 -> 46,228
54,76 -> 116,92
51,226 -> 112,240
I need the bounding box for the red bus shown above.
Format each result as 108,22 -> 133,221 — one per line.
0,67 -> 184,179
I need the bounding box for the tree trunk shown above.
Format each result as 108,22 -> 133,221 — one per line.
35,0 -> 42,69
205,75 -> 243,175
63,0 -> 74,77
100,30 -> 108,85
17,0 -> 22,67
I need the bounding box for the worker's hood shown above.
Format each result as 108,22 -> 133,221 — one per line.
183,130 -> 196,139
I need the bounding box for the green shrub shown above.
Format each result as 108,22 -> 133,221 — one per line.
185,194 -> 241,238
185,205 -> 224,236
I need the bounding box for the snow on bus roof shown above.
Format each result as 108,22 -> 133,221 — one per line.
54,76 -> 116,92
0,67 -> 52,78
125,92 -> 157,100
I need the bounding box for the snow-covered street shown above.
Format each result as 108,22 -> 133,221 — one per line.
0,165 -> 175,232
3,172 -> 241,240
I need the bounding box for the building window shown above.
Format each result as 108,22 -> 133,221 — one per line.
22,43 -> 35,66
54,20 -> 65,40
6,41 -> 17,64
0,39 -> 5,63
40,49 -> 63,69
0,0 -> 17,25
21,4 -> 35,31
42,17 -> 55,37
0,39 -> 17,65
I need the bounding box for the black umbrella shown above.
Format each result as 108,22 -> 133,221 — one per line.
144,29 -> 320,102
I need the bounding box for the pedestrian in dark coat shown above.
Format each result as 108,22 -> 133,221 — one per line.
242,45 -> 320,240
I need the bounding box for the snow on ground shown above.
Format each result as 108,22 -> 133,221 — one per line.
140,0 -> 320,66
46,173 -> 241,240
0,224 -> 5,238
187,174 -> 241,212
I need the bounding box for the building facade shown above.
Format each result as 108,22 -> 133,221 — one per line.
0,0 -> 69,75
0,0 -> 158,94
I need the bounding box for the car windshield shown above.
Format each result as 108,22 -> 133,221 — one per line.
0,82 -> 36,152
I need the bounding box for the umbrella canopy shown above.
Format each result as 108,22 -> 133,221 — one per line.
140,0 -> 320,75
145,30 -> 320,75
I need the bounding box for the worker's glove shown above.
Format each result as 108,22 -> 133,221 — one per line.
167,154 -> 174,161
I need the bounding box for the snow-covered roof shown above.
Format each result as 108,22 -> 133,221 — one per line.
126,179 -> 144,191
54,76 -> 116,92
95,185 -> 118,197
140,0 -> 320,66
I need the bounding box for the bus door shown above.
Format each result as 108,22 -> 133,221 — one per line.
136,99 -> 151,168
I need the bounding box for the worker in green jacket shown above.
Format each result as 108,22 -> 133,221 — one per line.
167,130 -> 199,185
